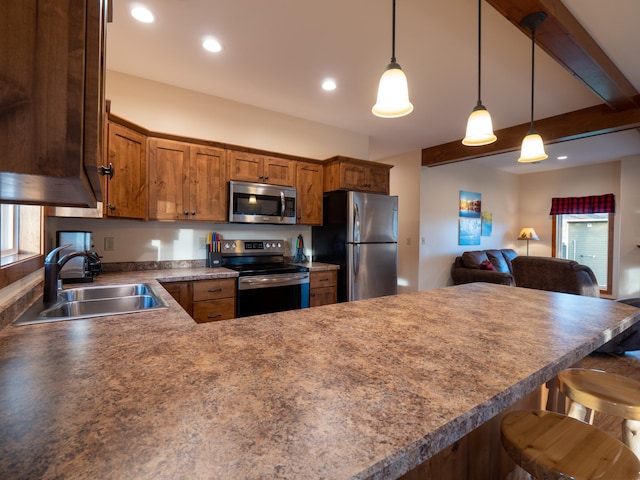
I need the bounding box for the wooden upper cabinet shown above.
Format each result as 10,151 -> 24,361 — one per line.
105,120 -> 147,219
228,150 -> 295,186
149,138 -> 227,221
0,0 -> 108,207
296,162 -> 323,225
188,145 -> 227,222
323,156 -> 392,195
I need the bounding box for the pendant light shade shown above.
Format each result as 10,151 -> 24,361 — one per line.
372,0 -> 413,118
518,12 -> 548,163
462,0 -> 496,146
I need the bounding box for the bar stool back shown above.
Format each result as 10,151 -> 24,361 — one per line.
557,368 -> 640,457
501,409 -> 640,479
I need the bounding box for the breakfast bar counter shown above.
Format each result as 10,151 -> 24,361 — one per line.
1,279 -> 639,479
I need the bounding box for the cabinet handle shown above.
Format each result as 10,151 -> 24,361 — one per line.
183,211 -> 189,216
310,292 -> 315,297
107,204 -> 116,211
319,278 -> 328,282
191,211 -> 196,216
99,163 -> 114,179
207,288 -> 222,293
264,176 -> 269,180
207,313 -> 222,319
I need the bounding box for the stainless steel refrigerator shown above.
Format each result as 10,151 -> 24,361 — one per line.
312,191 -> 398,302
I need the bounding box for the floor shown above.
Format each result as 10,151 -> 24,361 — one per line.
580,350 -> 640,442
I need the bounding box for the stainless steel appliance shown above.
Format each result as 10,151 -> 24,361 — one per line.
221,239 -> 309,317
56,231 -> 102,284
312,191 -> 398,302
228,181 -> 297,224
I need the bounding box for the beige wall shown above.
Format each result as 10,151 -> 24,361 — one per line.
618,156 -> 640,298
106,71 -> 369,160
419,162 -> 520,291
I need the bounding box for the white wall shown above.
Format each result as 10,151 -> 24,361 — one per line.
517,161 -> 621,296
106,71 -> 369,161
378,151 -> 421,293
619,156 -> 640,298
419,162 -> 520,291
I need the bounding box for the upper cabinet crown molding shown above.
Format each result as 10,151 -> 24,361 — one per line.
0,0 -> 109,207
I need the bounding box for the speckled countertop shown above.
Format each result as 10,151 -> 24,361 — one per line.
1,273 -> 639,479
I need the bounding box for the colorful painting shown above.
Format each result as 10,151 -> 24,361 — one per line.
459,190 -> 481,218
459,217 -> 481,245
481,211 -> 493,237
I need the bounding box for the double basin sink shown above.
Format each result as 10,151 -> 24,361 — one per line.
14,283 -> 169,325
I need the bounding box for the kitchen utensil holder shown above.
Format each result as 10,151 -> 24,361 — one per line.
207,252 -> 222,268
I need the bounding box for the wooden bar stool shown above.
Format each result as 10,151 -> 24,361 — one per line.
501,409 -> 640,479
557,368 -> 640,457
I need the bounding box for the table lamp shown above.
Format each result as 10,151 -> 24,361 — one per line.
518,227 -> 539,256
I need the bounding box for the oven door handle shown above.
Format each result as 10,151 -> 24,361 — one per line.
239,273 -> 310,290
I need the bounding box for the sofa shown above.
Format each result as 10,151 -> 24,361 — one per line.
511,256 -> 600,297
451,249 -> 518,286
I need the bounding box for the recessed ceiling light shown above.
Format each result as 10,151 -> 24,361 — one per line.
557,155 -> 568,160
203,37 -> 223,53
131,5 -> 155,23
322,79 -> 337,91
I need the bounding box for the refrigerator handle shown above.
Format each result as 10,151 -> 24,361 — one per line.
353,243 -> 360,276
353,202 -> 361,243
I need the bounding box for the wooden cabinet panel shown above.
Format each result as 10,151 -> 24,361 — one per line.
296,162 -> 323,225
310,270 -> 337,307
161,281 -> 192,315
228,150 -> 295,186
189,146 -> 227,221
192,298 -> 236,323
0,0 -> 108,207
148,139 -> 227,221
192,278 -> 236,301
148,138 -> 189,220
323,156 -> 392,195
105,121 -> 147,219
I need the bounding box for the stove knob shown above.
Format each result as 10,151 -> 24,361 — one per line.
231,242 -> 236,249
223,242 -> 230,250
277,242 -> 282,248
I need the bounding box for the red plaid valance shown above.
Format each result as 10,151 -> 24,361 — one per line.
549,194 -> 615,215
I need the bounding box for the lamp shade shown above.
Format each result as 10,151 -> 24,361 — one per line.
518,227 -> 539,241
518,132 -> 548,163
462,105 -> 497,146
372,62 -> 414,118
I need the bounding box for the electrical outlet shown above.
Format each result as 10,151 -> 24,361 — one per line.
406,237 -> 411,246
104,237 -> 114,251
199,237 -> 206,249
421,237 -> 426,246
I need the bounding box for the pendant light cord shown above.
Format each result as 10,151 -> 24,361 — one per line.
529,26 -> 536,130
391,0 -> 397,63
476,0 -> 482,105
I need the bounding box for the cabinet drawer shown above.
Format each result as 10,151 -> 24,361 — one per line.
310,286 -> 337,307
310,271 -> 337,288
192,298 -> 236,323
192,278 -> 235,301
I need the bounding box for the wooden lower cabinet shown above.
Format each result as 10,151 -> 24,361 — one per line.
162,278 -> 236,323
309,270 -> 337,307
191,278 -> 236,323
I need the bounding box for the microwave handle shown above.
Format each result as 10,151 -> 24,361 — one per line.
280,191 -> 285,220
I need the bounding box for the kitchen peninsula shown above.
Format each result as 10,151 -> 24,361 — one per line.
1,274 -> 639,479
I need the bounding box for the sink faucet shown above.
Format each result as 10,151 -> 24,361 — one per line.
43,245 -> 101,306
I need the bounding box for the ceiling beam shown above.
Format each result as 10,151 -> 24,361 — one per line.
422,103 -> 640,167
485,0 -> 640,110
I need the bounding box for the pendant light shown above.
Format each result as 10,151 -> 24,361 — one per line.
462,0 -> 496,146
518,11 -> 548,163
372,0 -> 413,118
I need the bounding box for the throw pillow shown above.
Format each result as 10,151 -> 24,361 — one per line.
480,259 -> 495,271
461,251 -> 489,269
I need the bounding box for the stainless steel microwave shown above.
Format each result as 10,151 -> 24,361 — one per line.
228,181 -> 297,224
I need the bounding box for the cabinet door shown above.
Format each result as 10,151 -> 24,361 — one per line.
367,165 -> 390,194
310,286 -> 337,307
228,151 -> 263,182
189,146 -> 227,221
0,0 -> 107,207
263,157 -> 295,186
296,162 -> 323,225
148,138 -> 189,220
339,163 -> 368,191
106,121 -> 147,219
192,298 -> 236,323
161,281 -> 192,315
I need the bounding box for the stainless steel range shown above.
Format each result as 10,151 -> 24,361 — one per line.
221,239 -> 310,317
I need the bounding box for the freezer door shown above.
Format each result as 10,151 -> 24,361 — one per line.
348,192 -> 398,244
347,243 -> 398,301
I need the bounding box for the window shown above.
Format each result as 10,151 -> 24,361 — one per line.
0,204 -> 44,289
550,194 -> 615,295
